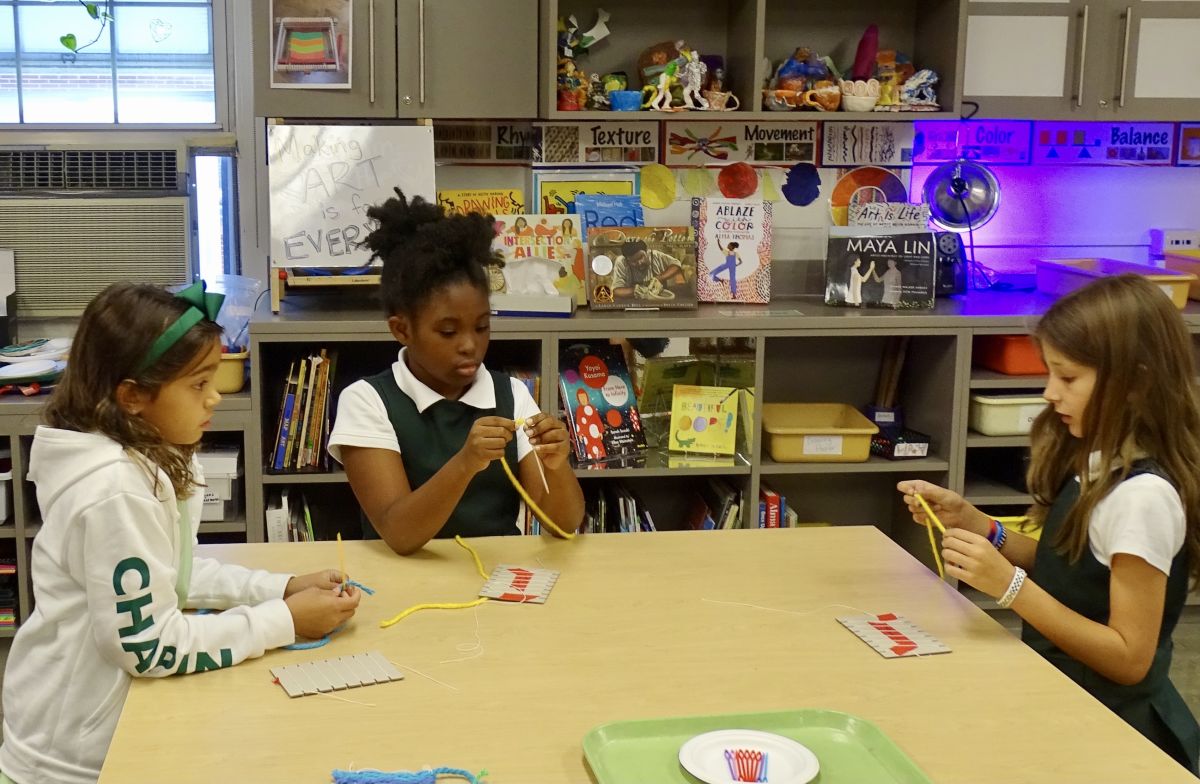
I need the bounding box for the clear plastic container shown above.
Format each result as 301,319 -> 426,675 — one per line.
205,274 -> 263,351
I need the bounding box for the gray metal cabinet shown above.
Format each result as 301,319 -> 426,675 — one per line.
965,0 -> 1200,120
396,0 -> 539,118
254,0 -> 399,119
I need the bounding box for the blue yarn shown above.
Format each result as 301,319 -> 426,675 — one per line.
331,767 -> 484,783
283,579 -> 375,650
347,579 -> 376,595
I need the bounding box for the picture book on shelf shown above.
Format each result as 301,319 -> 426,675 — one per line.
490,214 -> 586,305
669,385 -> 740,455
559,343 -> 647,463
585,226 -> 698,311
270,349 -> 338,473
437,188 -> 525,216
825,233 -> 937,310
691,198 -> 773,304
638,355 -> 755,413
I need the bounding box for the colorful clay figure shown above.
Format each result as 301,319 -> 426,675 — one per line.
709,240 -> 743,297
642,60 -> 680,110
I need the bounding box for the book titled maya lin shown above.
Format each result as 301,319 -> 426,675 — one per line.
825,232 -> 937,310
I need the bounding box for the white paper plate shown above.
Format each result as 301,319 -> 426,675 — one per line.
678,729 -> 819,784
0,359 -> 60,380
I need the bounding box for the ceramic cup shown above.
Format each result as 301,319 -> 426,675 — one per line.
761,89 -> 799,111
802,85 -> 841,112
610,90 -> 642,111
702,90 -> 740,111
841,94 -> 879,112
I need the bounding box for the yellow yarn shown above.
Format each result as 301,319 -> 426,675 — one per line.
500,457 -> 575,539
914,493 -> 945,579
379,598 -> 489,629
456,535 -> 488,580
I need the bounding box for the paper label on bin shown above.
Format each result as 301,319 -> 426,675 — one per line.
894,442 -> 928,458
1160,284 -> 1174,300
803,435 -> 843,455
1018,404 -> 1046,429
874,412 -> 896,424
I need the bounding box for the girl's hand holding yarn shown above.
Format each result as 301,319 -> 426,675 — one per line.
523,413 -> 572,470
285,569 -> 345,597
458,416 -> 516,475
285,585 -> 361,640
941,528 -> 1016,599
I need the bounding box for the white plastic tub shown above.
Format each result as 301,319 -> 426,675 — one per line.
969,394 -> 1047,436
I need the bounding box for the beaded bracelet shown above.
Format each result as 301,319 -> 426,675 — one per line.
996,566 -> 1026,609
988,519 -> 1007,551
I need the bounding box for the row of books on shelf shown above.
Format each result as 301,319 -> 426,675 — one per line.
270,350 -> 338,473
0,559 -> 14,629
265,488 -> 315,543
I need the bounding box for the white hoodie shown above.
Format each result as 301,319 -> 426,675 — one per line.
0,427 -> 296,784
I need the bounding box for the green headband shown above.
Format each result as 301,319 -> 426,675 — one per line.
136,281 -> 224,374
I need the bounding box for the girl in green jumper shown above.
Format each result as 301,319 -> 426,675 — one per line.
900,275 -> 1200,773
329,189 -> 585,554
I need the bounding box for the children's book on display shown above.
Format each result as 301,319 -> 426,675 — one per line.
558,343 -> 647,464
585,226 -> 698,311
825,232 -> 937,310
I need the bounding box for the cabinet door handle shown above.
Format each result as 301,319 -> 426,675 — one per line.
418,0 -> 426,105
1075,5 -> 1089,108
1118,7 -> 1133,108
368,0 -> 376,104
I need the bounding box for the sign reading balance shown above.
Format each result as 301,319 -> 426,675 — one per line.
1032,122 -> 1176,166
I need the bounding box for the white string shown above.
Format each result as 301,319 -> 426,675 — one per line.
390,659 -> 460,692
315,690 -> 376,708
439,604 -> 484,664
701,598 -> 876,618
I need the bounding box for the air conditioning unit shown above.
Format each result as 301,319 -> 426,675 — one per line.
0,144 -> 192,317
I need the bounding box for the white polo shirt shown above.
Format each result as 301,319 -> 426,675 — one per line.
1083,452 -> 1186,576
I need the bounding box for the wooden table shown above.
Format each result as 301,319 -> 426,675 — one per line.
100,527 -> 1197,783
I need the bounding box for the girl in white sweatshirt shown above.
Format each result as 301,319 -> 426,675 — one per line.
0,282 -> 361,784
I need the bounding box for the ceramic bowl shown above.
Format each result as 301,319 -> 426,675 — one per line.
841,94 -> 879,112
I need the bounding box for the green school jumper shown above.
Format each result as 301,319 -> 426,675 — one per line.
1022,460 -> 1200,774
361,368 -> 520,540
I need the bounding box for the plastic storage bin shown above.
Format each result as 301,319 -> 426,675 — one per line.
973,335 -> 1047,376
1164,250 -> 1200,300
1034,258 -> 1195,309
969,394 -> 1047,436
762,403 -> 879,462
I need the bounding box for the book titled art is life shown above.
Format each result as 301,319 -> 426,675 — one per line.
669,385 -> 739,455
691,198 -> 772,304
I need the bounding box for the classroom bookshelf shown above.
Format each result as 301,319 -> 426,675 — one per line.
247,291 -> 1200,598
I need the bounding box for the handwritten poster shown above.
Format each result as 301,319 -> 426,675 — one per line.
267,125 -> 435,268
821,122 -> 916,167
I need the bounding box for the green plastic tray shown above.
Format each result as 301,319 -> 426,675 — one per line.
583,709 -> 932,784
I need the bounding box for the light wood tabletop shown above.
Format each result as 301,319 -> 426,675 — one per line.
99,526 -> 1197,783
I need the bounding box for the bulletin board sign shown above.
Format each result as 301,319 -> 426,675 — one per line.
267,124 -> 435,268
664,121 -> 818,166
821,122 -> 916,167
913,121 -> 1031,164
533,122 -> 661,166
433,121 -> 535,163
1179,124 -> 1200,167
1031,122 -> 1175,165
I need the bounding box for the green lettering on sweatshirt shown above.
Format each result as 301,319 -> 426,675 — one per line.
115,592 -> 154,637
121,637 -> 160,674
155,645 -> 177,671
192,649 -> 233,673
112,557 -> 150,595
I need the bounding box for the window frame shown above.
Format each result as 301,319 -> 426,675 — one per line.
0,0 -> 231,131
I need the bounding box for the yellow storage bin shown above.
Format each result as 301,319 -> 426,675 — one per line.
762,403 -> 879,463
215,351 -> 248,394
1164,250 -> 1200,300
1034,257 -> 1195,310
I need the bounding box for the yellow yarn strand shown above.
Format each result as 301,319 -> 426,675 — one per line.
379,598 -> 489,629
915,493 -> 945,579
500,456 -> 575,539
456,535 -> 488,580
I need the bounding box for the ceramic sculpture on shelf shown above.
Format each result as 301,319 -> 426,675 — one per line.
679,49 -> 709,110
587,73 -> 610,110
642,60 -> 680,111
901,69 -> 939,109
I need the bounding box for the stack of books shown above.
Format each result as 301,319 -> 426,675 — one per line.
269,350 -> 338,472
0,559 -> 15,630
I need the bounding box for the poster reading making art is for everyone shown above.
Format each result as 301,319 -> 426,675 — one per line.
269,0 -> 351,89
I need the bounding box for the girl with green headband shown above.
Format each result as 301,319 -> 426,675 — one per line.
0,282 -> 361,784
